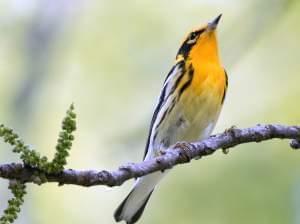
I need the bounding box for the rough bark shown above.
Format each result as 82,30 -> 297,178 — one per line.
0,124 -> 299,187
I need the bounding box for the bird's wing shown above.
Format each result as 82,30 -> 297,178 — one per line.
143,59 -> 185,159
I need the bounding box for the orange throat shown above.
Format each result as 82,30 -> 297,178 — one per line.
187,32 -> 225,103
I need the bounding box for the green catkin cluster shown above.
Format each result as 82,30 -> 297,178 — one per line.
0,124 -> 46,168
50,103 -> 76,173
0,104 -> 76,223
0,104 -> 76,173
0,181 -> 26,224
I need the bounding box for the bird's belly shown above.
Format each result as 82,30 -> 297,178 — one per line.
154,89 -> 222,150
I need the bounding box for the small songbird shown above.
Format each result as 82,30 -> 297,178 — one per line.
114,14 -> 228,224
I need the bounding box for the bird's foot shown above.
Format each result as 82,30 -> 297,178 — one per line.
222,125 -> 238,154
224,125 -> 237,133
173,141 -> 193,162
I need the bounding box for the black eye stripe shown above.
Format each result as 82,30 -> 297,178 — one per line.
194,29 -> 205,37
176,28 -> 206,59
189,28 -> 205,41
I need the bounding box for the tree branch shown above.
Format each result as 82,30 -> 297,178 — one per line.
0,124 -> 299,187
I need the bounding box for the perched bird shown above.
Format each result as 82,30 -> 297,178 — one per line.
114,14 -> 228,224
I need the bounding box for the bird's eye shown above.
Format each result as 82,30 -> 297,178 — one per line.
190,32 -> 197,39
187,32 -> 198,44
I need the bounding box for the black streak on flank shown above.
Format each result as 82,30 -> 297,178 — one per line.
166,64 -> 186,100
178,64 -> 194,100
221,69 -> 228,104
176,117 -> 186,127
166,98 -> 176,116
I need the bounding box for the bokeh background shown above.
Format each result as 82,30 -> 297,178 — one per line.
0,0 -> 300,223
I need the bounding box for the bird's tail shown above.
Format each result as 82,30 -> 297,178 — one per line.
114,171 -> 166,224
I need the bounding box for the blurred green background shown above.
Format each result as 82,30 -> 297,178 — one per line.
0,0 -> 300,223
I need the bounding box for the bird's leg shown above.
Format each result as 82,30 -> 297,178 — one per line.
156,149 -> 167,172
173,141 -> 193,162
224,125 -> 237,133
156,142 -> 193,171
222,125 -> 237,154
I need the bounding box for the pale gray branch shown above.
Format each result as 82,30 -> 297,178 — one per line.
0,124 -> 299,187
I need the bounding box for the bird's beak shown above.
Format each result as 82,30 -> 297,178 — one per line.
207,14 -> 222,31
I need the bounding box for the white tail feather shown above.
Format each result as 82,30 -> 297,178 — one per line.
114,171 -> 167,223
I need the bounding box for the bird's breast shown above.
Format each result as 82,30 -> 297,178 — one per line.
152,62 -> 226,152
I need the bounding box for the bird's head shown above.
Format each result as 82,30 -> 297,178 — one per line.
176,14 -> 222,64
